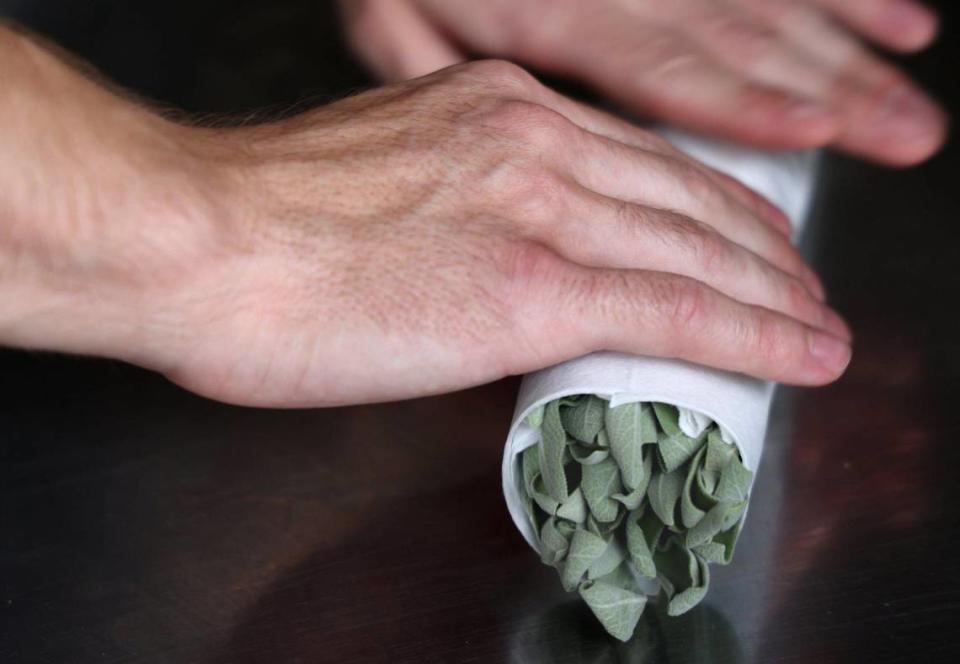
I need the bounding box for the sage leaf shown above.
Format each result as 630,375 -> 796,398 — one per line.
610,489 -> 643,512
530,475 -> 560,516
658,430 -> 705,474
691,541 -> 726,564
581,456 -> 623,523
626,506 -> 664,578
680,445 -> 709,529
638,405 -> 658,443
521,494 -> 536,526
705,429 -> 736,474
695,467 -> 722,508
561,395 -> 607,444
612,447 -> 654,510
654,538 -> 710,616
556,488 -> 587,524
668,557 -> 710,617
605,402 -> 655,491
685,500 -> 747,549
532,493 -> 559,517
539,401 -> 568,502
521,445 -> 540,497
711,520 -> 744,565
540,517 -> 571,565
597,429 -> 610,448
561,528 -> 608,591
652,403 -> 681,435
570,444 -> 610,465
525,405 -> 545,430
586,508 -> 627,540
598,561 -> 643,594
653,537 -> 693,600
648,466 -> 685,528
578,580 -> 647,642
587,537 -> 626,580
715,455 -> 753,503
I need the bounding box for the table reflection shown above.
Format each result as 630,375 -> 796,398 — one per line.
509,601 -> 745,664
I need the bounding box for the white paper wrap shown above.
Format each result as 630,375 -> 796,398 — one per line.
502,128 -> 819,552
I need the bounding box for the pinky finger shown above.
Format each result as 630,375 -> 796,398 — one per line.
507,249 -> 851,386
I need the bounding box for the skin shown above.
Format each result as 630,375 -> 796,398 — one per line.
0,27 -> 852,407
340,0 -> 947,166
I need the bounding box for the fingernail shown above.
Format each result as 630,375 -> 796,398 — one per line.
887,0 -> 932,21
820,307 -> 852,343
808,330 -> 852,376
871,84 -> 947,163
884,85 -> 941,127
884,1 -> 937,37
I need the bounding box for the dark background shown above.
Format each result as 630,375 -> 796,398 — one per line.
1,2 -> 959,662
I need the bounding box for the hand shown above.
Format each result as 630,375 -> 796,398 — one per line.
1,32 -> 850,407
340,0 -> 946,166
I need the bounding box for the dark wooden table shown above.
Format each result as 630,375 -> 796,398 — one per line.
2,2 -> 959,662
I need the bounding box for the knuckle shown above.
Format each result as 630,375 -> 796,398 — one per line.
495,239 -> 564,294
464,59 -> 539,92
715,171 -> 751,200
477,239 -> 567,367
686,223 -> 728,273
771,241 -> 808,278
785,276 -> 813,316
664,155 -> 725,210
740,183 -> 779,219
658,213 -> 728,273
485,100 -> 573,149
512,167 -> 570,225
681,164 -> 724,207
661,276 -> 709,330
611,199 -> 648,235
580,271 -> 631,349
748,314 -> 794,364
639,130 -> 681,156
485,161 -> 570,229
525,112 -> 574,149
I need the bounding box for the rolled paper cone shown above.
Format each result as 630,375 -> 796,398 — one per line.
501,128 -> 819,617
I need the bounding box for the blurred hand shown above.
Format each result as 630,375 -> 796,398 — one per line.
2,33 -> 851,407
340,0 -> 947,166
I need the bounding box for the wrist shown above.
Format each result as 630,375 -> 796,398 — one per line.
0,28 -> 244,369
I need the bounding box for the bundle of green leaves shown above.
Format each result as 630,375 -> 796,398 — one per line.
520,396 -> 754,640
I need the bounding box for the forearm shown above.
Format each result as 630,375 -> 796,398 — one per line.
0,26 -> 236,368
